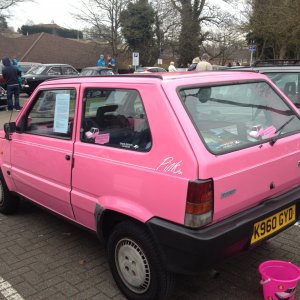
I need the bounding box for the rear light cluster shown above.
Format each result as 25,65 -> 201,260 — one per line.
184,179 -> 214,228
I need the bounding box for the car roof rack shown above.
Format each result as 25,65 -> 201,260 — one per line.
253,59 -> 300,67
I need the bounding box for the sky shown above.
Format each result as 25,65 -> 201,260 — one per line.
7,0 -> 84,31
6,0 -> 236,32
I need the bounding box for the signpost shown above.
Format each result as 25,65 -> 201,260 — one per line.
132,52 -> 139,68
248,44 -> 257,66
157,58 -> 163,65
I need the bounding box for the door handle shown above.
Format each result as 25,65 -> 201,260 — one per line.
65,155 -> 71,161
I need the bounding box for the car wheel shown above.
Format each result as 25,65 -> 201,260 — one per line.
0,175 -> 20,214
107,221 -> 175,300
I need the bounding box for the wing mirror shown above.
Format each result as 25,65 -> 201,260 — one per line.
3,122 -> 16,140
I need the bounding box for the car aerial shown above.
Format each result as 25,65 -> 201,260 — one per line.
80,66 -> 114,76
22,63 -> 79,95
134,66 -> 167,73
228,60 -> 300,108
1,72 -> 300,300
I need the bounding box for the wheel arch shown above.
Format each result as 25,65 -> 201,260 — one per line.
94,204 -> 153,244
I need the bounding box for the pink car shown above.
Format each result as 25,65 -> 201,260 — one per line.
0,72 -> 300,300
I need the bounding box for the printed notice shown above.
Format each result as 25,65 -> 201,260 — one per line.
95,133 -> 110,144
54,94 -> 70,134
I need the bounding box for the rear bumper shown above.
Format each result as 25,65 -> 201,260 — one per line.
147,187 -> 300,275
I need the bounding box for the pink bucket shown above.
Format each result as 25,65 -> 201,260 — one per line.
259,260 -> 300,300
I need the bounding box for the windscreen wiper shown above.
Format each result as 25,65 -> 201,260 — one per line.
269,116 -> 295,146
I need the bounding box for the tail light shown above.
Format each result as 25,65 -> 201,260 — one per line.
184,179 -> 213,228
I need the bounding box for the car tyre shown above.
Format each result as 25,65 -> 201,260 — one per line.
107,221 -> 175,300
0,175 -> 20,214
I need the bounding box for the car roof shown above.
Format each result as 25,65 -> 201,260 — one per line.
81,67 -> 113,70
229,66 -> 300,73
253,66 -> 300,72
40,64 -> 75,67
41,71 -> 269,87
19,62 -> 41,64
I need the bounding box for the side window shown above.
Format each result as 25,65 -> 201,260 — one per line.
63,67 -> 78,75
81,88 -> 152,151
265,73 -> 300,105
23,89 -> 76,139
47,67 -> 61,75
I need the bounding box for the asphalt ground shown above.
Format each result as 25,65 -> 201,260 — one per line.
0,95 -> 299,300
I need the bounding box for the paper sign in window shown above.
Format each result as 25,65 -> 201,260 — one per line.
54,94 -> 70,134
95,133 -> 110,144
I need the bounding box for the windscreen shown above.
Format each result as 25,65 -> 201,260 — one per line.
29,65 -> 47,75
179,81 -> 300,154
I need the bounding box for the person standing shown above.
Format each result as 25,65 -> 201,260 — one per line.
107,54 -> 116,72
168,61 -> 177,72
12,58 -> 23,87
196,53 -> 213,71
97,54 -> 106,67
1,56 -> 21,111
188,57 -> 200,71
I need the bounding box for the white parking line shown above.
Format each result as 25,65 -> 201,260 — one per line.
0,277 -> 24,300
295,222 -> 300,227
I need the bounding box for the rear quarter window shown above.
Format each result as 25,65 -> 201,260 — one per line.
179,81 -> 300,154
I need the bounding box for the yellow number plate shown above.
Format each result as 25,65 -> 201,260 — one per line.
251,205 -> 296,244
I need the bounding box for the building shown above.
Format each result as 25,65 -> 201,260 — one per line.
0,32 -> 114,70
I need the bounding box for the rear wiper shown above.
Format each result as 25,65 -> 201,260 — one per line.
269,116 -> 295,146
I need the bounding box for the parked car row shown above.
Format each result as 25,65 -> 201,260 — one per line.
0,62 -> 115,97
2,59 -> 300,112
22,65 -> 115,95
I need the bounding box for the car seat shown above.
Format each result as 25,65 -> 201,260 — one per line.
96,105 -> 129,130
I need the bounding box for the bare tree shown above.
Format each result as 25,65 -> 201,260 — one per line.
0,0 -> 30,11
73,0 -> 129,58
167,0 -> 239,65
200,5 -> 246,65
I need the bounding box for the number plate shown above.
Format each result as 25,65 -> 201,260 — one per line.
250,205 -> 296,244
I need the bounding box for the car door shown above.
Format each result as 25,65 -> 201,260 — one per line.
10,86 -> 79,219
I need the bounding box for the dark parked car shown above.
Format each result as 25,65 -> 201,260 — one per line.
0,86 -> 7,108
80,67 -> 114,76
22,64 -> 79,95
228,60 -> 300,108
0,64 -> 5,89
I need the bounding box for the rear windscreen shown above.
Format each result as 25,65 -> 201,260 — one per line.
179,81 -> 300,154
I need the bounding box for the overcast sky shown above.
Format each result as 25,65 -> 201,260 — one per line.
7,0 -> 235,32
7,0 -> 83,31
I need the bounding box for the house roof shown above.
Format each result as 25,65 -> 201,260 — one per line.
0,32 -> 112,69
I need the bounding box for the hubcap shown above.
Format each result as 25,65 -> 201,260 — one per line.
115,238 -> 151,294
